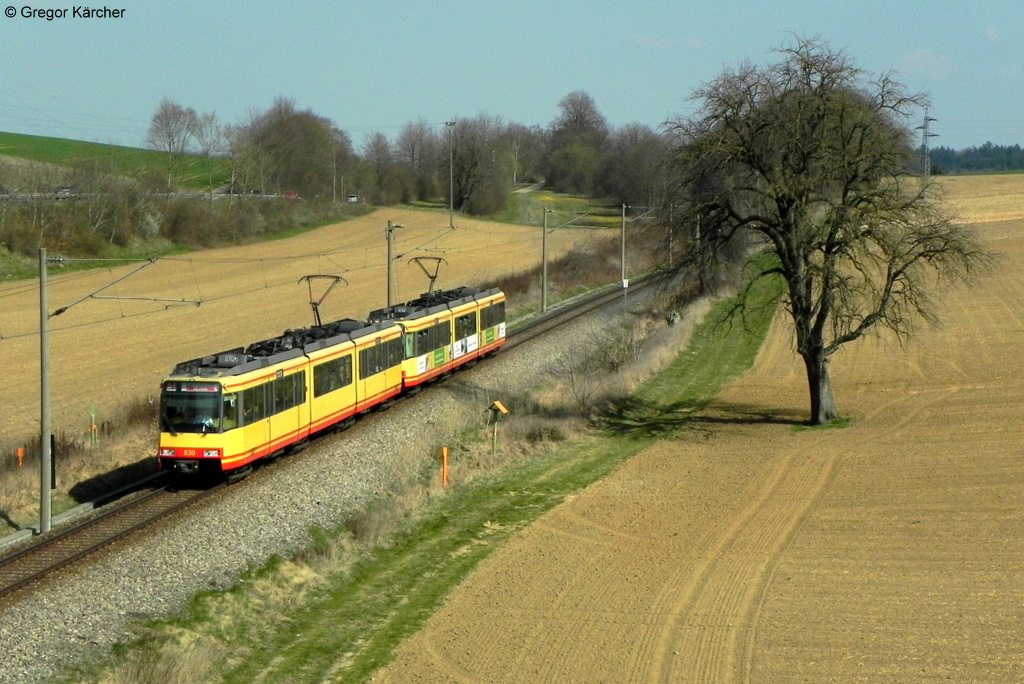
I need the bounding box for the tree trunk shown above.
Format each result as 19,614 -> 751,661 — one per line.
803,350 -> 838,425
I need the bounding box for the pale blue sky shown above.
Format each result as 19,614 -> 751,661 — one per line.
1,0 -> 1021,151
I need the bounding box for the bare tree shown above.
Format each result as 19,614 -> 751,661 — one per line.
191,111 -> 223,198
553,340 -> 603,413
601,123 -> 670,208
450,114 -> 510,215
552,90 -> 608,141
546,91 -> 609,195
504,123 -> 547,186
361,131 -> 395,204
225,121 -> 271,195
662,37 -> 992,425
395,119 -> 441,201
242,97 -> 341,197
145,98 -> 197,192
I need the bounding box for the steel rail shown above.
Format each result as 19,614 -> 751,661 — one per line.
507,276 -> 653,350
0,483 -> 224,600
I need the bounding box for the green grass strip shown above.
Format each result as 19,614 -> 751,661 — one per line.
222,437 -> 651,683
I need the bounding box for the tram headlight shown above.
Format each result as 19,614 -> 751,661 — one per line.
159,448 -> 175,457
203,449 -> 221,458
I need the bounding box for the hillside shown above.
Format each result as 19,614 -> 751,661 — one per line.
0,131 -> 227,191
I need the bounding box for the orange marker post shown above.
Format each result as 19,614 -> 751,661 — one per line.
17,447 -> 24,468
441,446 -> 449,487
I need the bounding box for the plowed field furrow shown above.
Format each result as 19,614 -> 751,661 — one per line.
655,448 -> 838,683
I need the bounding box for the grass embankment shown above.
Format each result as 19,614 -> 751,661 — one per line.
72,270 -> 784,683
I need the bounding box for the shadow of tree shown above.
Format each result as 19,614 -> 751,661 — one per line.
596,396 -> 706,438
693,400 -> 807,428
597,396 -> 807,438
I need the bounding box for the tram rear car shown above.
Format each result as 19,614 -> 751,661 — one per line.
370,286 -> 506,389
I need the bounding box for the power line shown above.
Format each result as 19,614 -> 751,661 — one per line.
0,219 -> 563,341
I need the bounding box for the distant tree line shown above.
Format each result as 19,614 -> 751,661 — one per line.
929,142 -> 1024,174
0,90 -> 670,264
2,83 -> 1019,268
143,91 -> 670,215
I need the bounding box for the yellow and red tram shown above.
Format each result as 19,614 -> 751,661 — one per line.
157,286 -> 505,476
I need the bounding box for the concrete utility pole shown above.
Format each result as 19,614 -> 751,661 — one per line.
386,220 -> 403,306
540,210 -> 592,314
34,255 -> 191,535
618,204 -> 626,286
541,209 -> 552,313
446,120 -> 456,229
38,248 -> 52,534
621,204 -> 629,300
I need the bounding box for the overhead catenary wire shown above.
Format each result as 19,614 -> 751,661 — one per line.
0,218 -> 581,342
49,258 -> 160,317
0,258 -> 390,341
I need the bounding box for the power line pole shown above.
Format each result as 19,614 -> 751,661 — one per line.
541,209 -> 551,313
386,220 -> 403,306
38,248 -> 52,534
446,120 -> 456,229
917,108 -> 938,182
620,204 -> 627,284
621,204 -> 629,302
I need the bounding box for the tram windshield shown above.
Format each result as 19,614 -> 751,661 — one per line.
161,381 -> 227,434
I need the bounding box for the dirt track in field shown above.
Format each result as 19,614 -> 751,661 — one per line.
0,209 -> 601,445
375,182 -> 1024,682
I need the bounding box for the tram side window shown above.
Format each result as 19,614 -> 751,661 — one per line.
359,345 -> 377,378
314,356 -> 353,397
359,344 -> 379,379
359,337 -> 404,379
387,337 -> 403,366
456,313 -> 477,339
222,393 -> 239,430
272,372 -> 305,414
415,322 -> 452,356
242,385 -> 267,424
481,301 -> 505,329
438,321 -> 452,349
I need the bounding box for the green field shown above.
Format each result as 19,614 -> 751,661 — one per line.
0,131 -> 230,191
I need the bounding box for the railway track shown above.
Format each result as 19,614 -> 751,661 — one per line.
0,482 -> 223,600
0,278 -> 651,602
508,276 -> 652,350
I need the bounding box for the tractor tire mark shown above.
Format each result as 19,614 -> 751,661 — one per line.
642,382 -> 954,683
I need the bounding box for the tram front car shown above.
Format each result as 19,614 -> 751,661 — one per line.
158,377 -> 237,475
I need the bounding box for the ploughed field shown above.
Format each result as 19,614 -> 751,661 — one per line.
0,209 -> 596,445
374,176 -> 1024,683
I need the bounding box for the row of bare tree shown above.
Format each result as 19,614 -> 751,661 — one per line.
144,92 -> 671,214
